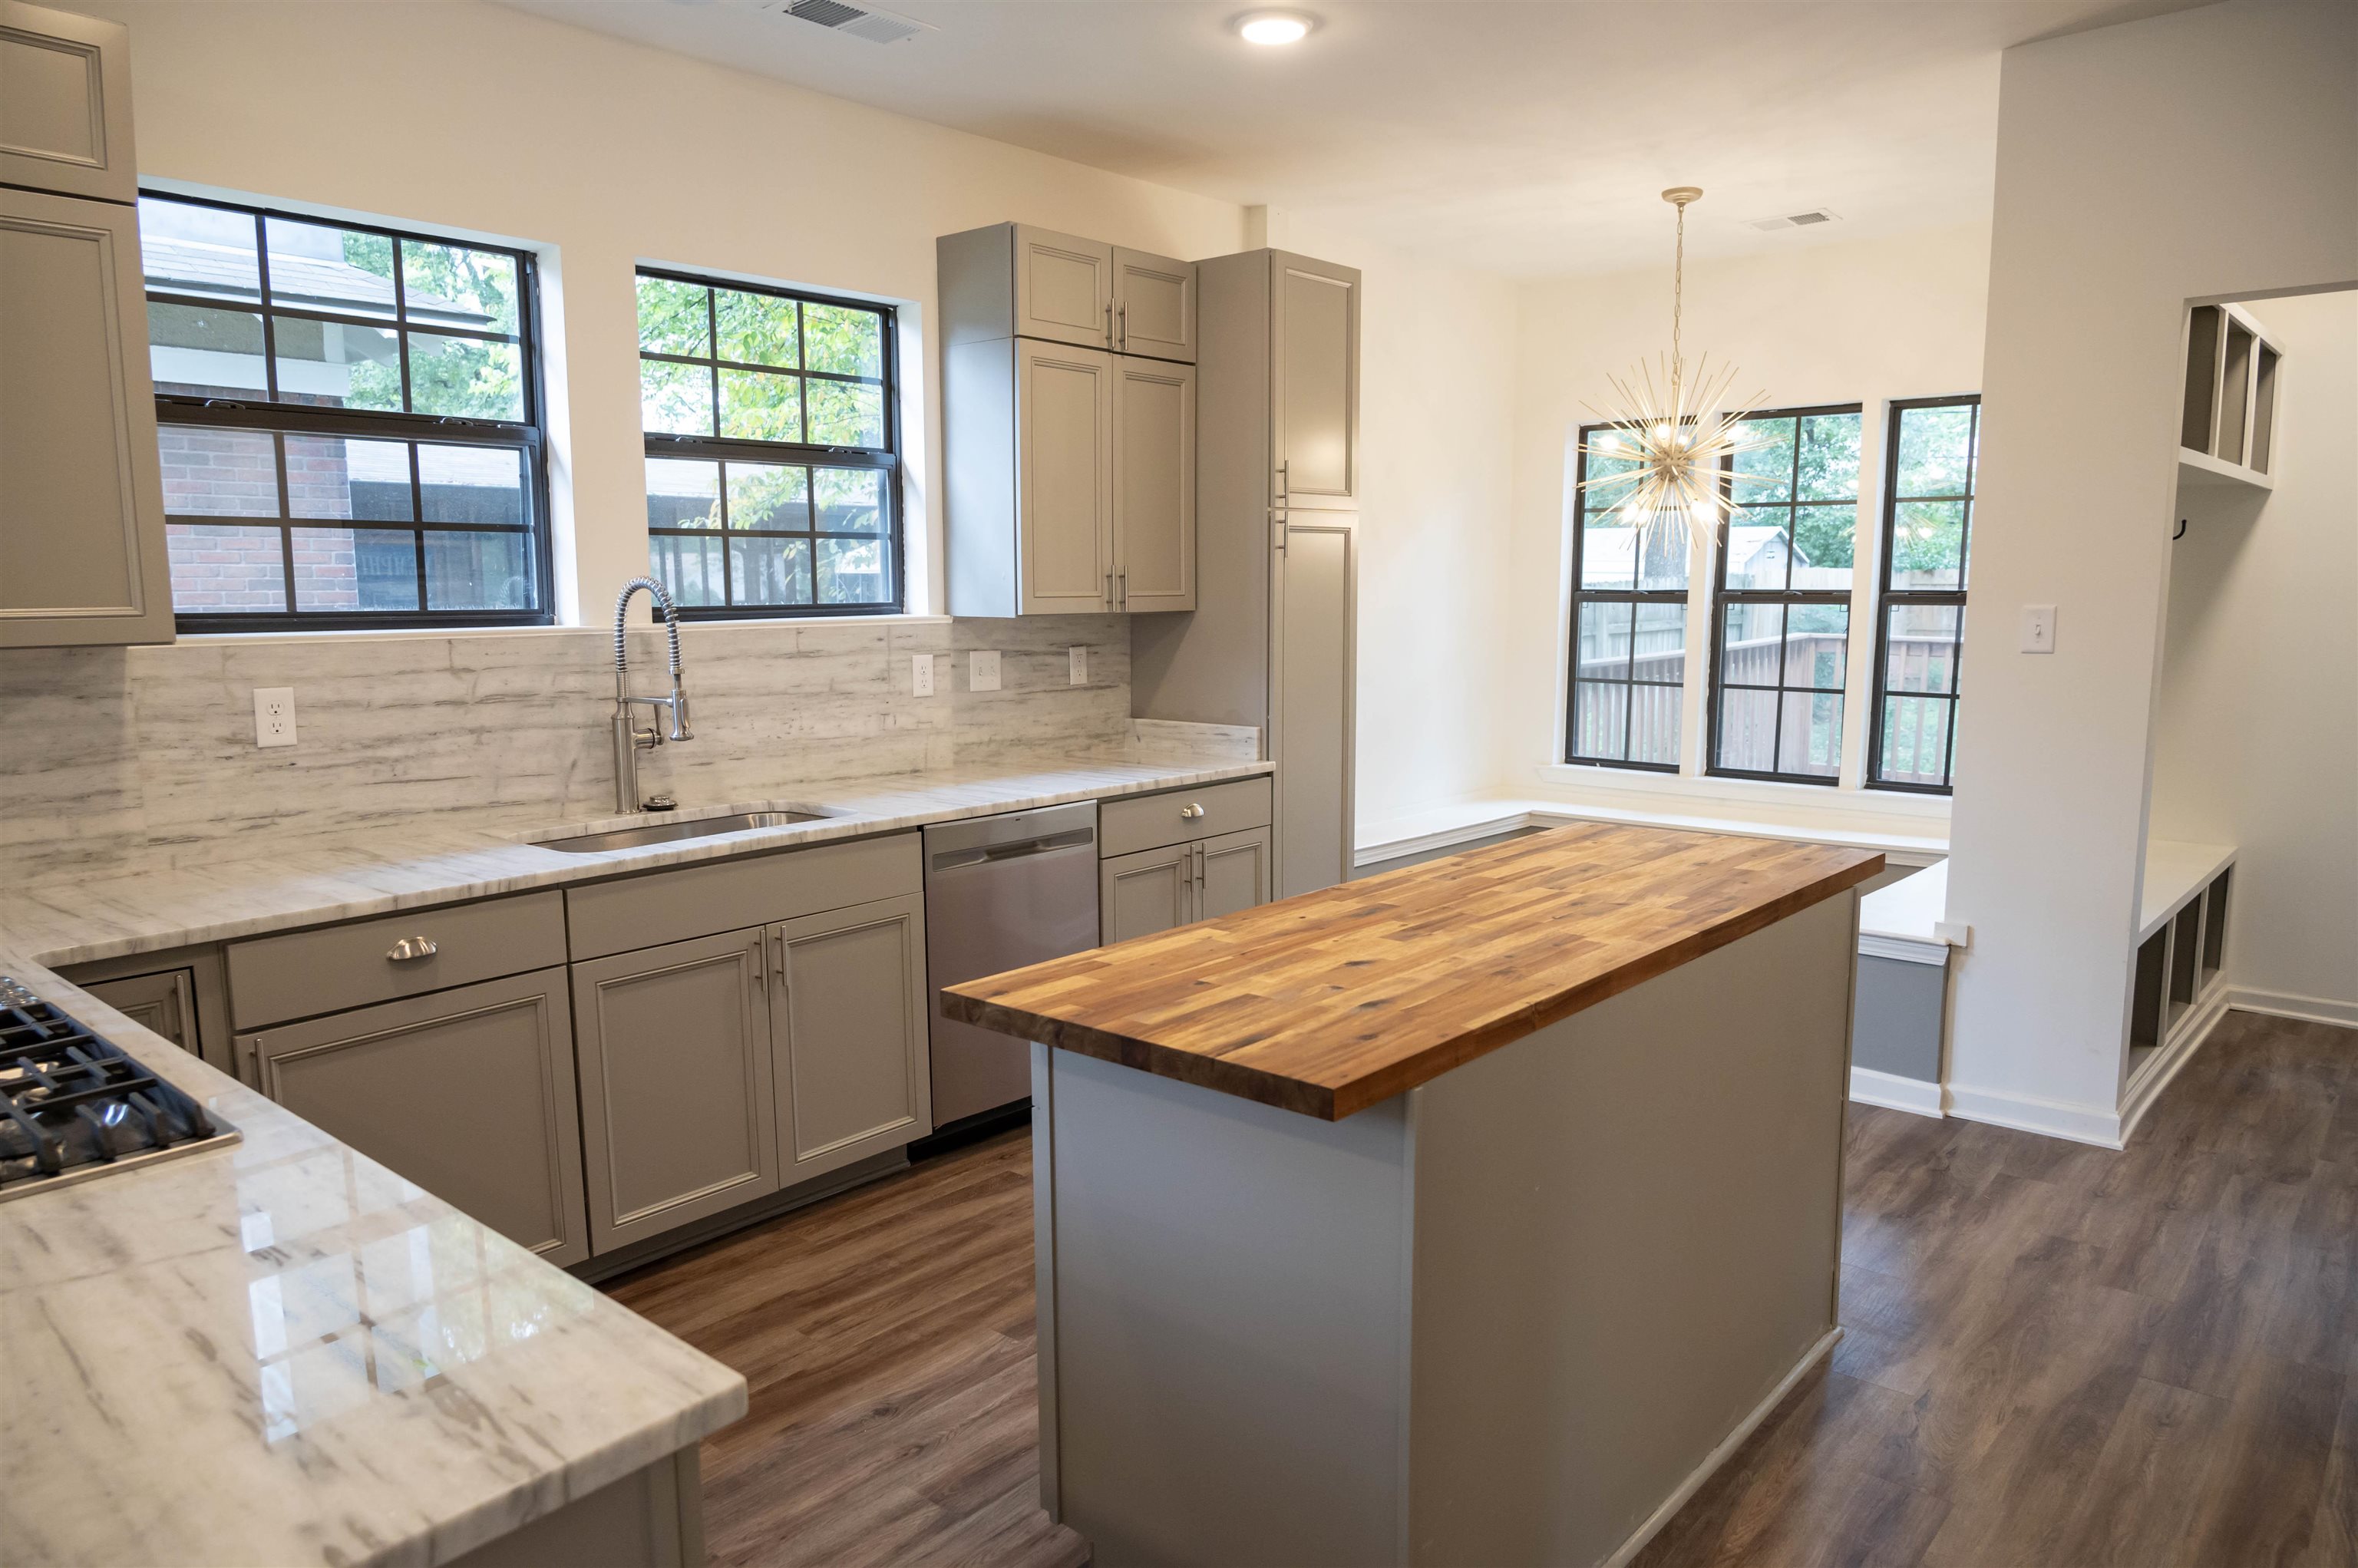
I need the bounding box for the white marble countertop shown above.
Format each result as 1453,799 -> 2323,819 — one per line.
4,752 -> 1272,969
0,946 -> 748,1568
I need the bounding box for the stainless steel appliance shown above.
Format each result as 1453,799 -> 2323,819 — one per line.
0,975 -> 239,1200
922,802 -> 1100,1129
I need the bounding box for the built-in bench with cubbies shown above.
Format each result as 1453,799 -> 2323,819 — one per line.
2125,840 -> 2234,1117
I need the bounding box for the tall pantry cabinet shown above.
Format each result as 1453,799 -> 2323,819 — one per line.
0,0 -> 173,646
1131,250 -> 1360,900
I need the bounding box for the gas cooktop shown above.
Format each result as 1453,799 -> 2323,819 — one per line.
0,975 -> 239,1201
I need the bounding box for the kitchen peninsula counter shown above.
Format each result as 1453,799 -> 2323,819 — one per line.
944,823 -> 1881,1568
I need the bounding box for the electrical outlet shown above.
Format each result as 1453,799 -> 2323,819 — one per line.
1068,645 -> 1088,685
253,687 -> 297,748
911,652 -> 935,697
2019,604 -> 2057,654
969,650 -> 1001,692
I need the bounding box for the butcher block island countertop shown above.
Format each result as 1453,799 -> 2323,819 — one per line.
941,821 -> 1883,1121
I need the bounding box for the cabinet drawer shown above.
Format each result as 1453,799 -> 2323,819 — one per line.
227,891 -> 566,1029
1100,776 -> 1271,858
564,831 -> 922,962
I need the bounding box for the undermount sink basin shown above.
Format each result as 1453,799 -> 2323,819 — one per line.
533,810 -> 830,854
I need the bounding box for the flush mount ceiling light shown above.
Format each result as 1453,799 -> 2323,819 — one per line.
1233,9 -> 1316,45
1578,187 -> 1774,556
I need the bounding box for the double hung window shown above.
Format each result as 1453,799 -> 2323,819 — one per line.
1869,397 -> 1980,791
637,270 -> 900,615
1708,406 -> 1864,784
1564,423 -> 1690,770
139,193 -> 550,629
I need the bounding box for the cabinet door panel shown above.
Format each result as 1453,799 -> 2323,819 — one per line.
572,929 -> 778,1252
1271,517 -> 1356,898
2,1 -> 139,203
1197,828 -> 1272,923
1271,256 -> 1359,512
1100,843 -> 1196,945
1114,246 -> 1196,363
1017,340 -> 1115,614
770,893 -> 930,1183
0,187 -> 170,645
1114,356 -> 1196,612
1014,226 -> 1114,349
245,969 -> 590,1266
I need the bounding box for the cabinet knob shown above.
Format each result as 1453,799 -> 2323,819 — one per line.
1180,803 -> 1205,820
385,936 -> 439,963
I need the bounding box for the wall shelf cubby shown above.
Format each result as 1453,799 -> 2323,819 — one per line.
2128,840 -> 2234,1087
2177,303 -> 2280,493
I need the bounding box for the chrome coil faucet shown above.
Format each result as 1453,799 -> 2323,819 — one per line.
612,576 -> 692,814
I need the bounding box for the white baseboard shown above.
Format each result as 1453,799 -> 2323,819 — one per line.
1944,1081 -> 2124,1148
1848,1066 -> 1944,1117
2226,987 -> 2358,1030
2117,986 -> 2234,1144
1601,1326 -> 1843,1568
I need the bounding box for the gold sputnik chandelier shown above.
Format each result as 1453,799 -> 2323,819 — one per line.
1577,187 -> 1773,556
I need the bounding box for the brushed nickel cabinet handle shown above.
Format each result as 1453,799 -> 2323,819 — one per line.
1118,300 -> 1128,351
385,936 -> 438,962
1104,300 -> 1114,347
1105,569 -> 1115,609
1117,569 -> 1127,609
1180,803 -> 1205,820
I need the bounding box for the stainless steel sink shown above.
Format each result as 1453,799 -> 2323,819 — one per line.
533,810 -> 829,854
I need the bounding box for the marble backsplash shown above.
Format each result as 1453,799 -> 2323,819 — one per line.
0,616 -> 1206,880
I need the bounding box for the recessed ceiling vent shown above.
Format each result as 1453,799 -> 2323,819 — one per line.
758,0 -> 933,45
1747,208 -> 1841,232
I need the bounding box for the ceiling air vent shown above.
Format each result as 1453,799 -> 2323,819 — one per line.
1747,209 -> 1841,232
760,0 -> 933,44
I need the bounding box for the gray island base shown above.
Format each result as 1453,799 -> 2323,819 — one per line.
1027,887 -> 1857,1566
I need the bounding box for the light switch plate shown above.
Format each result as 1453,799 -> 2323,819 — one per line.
1068,645 -> 1088,685
911,653 -> 935,697
969,650 -> 1001,692
253,687 -> 297,748
2019,604 -> 2057,654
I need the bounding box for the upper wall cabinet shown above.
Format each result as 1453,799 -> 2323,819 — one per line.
2178,302 -> 2280,493
940,221 -> 1199,616
0,0 -> 171,648
940,223 -> 1197,365
1,0 -> 137,203
1273,256 -> 1360,513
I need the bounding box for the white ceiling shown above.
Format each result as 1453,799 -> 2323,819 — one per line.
507,0 -> 2207,278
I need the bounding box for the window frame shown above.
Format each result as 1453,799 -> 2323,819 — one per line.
1563,419 -> 1690,773
1705,402 -> 1865,787
1868,394 -> 1980,795
142,190 -> 555,633
636,266 -> 904,619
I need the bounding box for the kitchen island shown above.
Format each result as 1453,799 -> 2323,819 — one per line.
943,823 -> 1881,1568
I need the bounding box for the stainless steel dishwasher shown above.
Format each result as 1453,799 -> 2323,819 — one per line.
922,801 -> 1100,1131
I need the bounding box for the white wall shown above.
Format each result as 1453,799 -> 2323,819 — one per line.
1946,0 -> 2358,1136
1496,223 -> 1992,838
2149,289 -> 2357,1022
87,0 -> 1244,622
1276,211 -> 1521,830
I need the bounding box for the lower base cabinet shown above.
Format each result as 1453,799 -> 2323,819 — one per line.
571,894 -> 932,1255
1099,826 -> 1271,943
239,967 -> 592,1268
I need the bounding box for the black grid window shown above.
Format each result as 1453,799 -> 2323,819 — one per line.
1564,422 -> 1690,770
1869,396 -> 1979,792
1709,406 -> 1863,784
138,193 -> 550,630
637,269 -> 901,615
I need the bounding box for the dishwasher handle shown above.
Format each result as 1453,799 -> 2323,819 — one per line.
929,827 -> 1095,873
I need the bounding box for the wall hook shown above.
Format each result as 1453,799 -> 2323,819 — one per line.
2173,517 -> 2188,540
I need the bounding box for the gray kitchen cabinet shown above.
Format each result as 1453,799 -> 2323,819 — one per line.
239,968 -> 592,1268
1114,245 -> 1197,363
81,969 -> 196,1054
2,0 -> 139,203
61,944 -> 236,1074
571,928 -> 779,1253
768,893 -> 930,1184
1273,254 -> 1361,513
1271,513 -> 1357,896
1016,337 -> 1117,615
1197,827 -> 1272,921
1113,354 -> 1197,612
1100,843 -> 1196,945
1,183 -> 173,647
940,222 -> 1198,616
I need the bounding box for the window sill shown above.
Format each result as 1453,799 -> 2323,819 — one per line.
172,612 -> 953,647
1537,763 -> 1953,821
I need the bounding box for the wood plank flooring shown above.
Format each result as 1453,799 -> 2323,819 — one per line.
611,1008 -> 2355,1568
